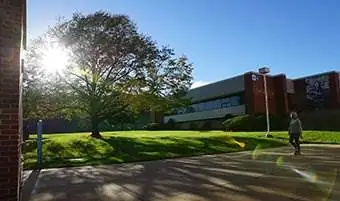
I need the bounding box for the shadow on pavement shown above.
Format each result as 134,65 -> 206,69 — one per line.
27,145 -> 340,201
22,169 -> 41,201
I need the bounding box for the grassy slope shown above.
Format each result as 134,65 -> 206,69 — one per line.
23,131 -> 340,169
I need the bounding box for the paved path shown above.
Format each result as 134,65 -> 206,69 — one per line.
24,144 -> 340,201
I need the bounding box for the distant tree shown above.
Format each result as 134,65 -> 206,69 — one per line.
47,11 -> 193,138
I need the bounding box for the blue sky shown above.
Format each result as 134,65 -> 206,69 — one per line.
28,0 -> 340,87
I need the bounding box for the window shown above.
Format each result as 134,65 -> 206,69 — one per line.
204,101 -> 212,111
212,99 -> 220,110
220,97 -> 231,108
179,92 -> 244,114
230,96 -> 240,106
197,102 -> 204,112
192,104 -> 198,112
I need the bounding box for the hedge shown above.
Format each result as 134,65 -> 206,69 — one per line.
222,115 -> 288,131
222,110 -> 340,131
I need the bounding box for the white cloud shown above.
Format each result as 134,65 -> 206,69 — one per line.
191,80 -> 211,89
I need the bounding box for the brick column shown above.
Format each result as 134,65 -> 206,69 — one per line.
244,72 -> 277,115
273,75 -> 289,115
0,0 -> 25,200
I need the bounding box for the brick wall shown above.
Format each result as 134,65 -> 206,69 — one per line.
244,72 -> 288,116
272,74 -> 289,114
290,78 -> 307,111
0,0 -> 25,200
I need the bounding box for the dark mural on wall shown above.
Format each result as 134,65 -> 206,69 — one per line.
305,75 -> 330,109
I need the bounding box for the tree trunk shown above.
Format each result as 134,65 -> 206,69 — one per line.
90,117 -> 102,138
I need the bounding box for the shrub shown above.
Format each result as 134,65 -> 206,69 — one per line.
166,118 -> 176,130
143,123 -> 162,130
144,119 -> 177,131
199,121 -> 212,131
189,122 -> 199,130
222,115 -> 288,131
299,109 -> 340,131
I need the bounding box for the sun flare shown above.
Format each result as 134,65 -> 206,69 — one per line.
42,47 -> 69,73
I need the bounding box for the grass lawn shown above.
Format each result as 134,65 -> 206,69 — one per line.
23,130 -> 340,169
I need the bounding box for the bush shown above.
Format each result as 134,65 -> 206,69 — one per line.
143,123 -> 163,130
189,122 -> 199,130
299,109 -> 340,131
222,115 -> 288,132
166,118 -> 176,130
144,119 -> 178,131
199,121 -> 212,131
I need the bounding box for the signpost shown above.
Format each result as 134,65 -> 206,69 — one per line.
258,67 -> 271,137
37,120 -> 43,167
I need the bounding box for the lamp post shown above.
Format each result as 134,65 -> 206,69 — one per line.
258,67 -> 271,137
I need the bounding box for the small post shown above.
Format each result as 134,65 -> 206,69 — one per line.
37,120 -> 43,168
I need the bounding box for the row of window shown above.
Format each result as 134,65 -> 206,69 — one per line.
176,95 -> 243,114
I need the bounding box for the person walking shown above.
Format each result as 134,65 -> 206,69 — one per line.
288,112 -> 303,155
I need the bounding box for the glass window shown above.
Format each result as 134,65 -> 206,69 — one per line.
221,97 -> 231,108
204,101 -> 212,111
197,102 -> 204,112
211,99 -> 220,110
192,104 -> 198,112
230,96 -> 240,106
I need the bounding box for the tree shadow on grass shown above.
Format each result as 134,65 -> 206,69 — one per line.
24,134 -> 287,169
100,135 -> 287,164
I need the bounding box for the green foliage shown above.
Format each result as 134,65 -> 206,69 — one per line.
223,115 -> 288,131
24,11 -> 193,137
222,110 -> 340,132
23,38 -> 70,119
35,11 -> 194,136
143,123 -> 163,130
299,109 -> 340,131
189,122 -> 199,130
199,121 -> 213,131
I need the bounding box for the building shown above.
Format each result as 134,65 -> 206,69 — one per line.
0,0 -> 26,200
164,71 -> 340,128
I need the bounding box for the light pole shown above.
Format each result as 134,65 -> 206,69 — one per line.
258,67 -> 271,137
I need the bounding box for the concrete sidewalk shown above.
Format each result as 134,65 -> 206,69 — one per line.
23,144 -> 340,201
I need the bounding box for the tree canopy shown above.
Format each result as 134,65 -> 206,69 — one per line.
24,11 -> 193,137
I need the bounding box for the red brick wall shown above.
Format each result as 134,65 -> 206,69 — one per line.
0,0 -> 25,200
291,79 -> 307,111
273,75 -> 289,115
244,72 -> 288,115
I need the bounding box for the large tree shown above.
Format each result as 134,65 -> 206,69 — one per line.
23,38 -> 64,119
47,12 -> 193,137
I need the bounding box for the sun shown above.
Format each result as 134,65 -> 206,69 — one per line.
42,46 -> 69,73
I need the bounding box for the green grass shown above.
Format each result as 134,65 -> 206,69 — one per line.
23,130 -> 340,169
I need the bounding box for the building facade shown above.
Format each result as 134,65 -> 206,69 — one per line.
164,71 -> 340,126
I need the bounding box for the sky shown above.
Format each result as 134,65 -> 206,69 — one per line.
28,0 -> 340,88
